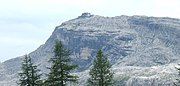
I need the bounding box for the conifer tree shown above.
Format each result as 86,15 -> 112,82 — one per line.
18,55 -> 42,86
174,64 -> 180,86
88,49 -> 114,86
45,41 -> 78,86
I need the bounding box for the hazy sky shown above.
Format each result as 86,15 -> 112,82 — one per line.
0,0 -> 180,62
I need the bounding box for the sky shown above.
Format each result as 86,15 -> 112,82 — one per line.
0,0 -> 180,62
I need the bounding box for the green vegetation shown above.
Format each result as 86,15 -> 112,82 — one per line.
18,41 -> 116,86
18,55 -> 42,86
174,64 -> 180,86
45,41 -> 78,86
87,49 -> 114,86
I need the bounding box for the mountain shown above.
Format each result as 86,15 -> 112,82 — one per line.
0,13 -> 180,86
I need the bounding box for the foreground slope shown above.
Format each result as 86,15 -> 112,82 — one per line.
0,13 -> 180,86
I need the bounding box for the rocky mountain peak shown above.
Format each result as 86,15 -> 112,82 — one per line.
78,12 -> 94,18
0,14 -> 180,86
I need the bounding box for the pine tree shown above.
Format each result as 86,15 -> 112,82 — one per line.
174,64 -> 180,86
88,49 -> 114,86
18,55 -> 42,86
45,41 -> 78,86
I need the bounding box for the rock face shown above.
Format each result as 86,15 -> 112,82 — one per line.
0,13 -> 180,86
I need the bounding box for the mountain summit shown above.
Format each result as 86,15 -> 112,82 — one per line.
78,12 -> 94,18
0,13 -> 180,86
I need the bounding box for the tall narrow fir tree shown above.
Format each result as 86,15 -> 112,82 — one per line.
18,55 -> 42,86
174,64 -> 180,86
88,49 -> 114,86
45,41 -> 78,86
